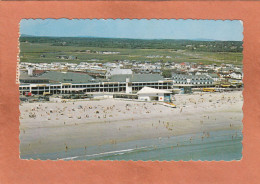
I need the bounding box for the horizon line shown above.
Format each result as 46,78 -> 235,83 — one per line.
20,34 -> 243,42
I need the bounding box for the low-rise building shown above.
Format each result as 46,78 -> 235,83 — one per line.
172,73 -> 214,88
19,70 -> 173,95
137,87 -> 172,102
106,68 -> 133,79
230,72 -> 243,80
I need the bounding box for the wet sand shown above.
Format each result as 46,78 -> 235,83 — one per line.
19,91 -> 243,157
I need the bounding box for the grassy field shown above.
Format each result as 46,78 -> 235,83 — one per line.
19,39 -> 243,66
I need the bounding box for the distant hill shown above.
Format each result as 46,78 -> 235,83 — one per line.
20,34 -> 36,37
19,35 -> 225,42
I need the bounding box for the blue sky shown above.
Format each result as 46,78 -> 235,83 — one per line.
20,19 -> 243,41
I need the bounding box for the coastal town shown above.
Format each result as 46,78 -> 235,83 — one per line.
19,60 -> 243,103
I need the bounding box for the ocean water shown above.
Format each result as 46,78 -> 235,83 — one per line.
21,129 -> 242,161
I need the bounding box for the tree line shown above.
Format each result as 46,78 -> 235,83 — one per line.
20,36 -> 243,52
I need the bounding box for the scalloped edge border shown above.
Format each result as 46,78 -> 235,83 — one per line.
17,18 -> 244,162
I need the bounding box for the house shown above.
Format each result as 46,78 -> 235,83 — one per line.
56,55 -> 69,60
230,72 -> 243,80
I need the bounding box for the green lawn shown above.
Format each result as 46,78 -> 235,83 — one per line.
20,42 -> 243,66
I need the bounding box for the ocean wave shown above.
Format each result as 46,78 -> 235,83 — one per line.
60,146 -> 150,160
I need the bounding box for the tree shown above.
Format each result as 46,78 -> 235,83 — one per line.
162,69 -> 172,78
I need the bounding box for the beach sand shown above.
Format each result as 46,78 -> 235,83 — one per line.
19,91 -> 243,158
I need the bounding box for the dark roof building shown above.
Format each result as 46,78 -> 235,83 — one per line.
20,71 -> 95,84
172,73 -> 214,85
109,74 -> 164,82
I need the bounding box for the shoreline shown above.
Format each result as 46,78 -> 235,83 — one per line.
21,129 -> 243,161
19,91 -> 243,157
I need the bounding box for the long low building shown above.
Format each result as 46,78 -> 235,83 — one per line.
172,73 -> 215,88
20,69 -> 236,96
19,71 -> 173,95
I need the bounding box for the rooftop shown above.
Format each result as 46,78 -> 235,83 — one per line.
137,87 -> 171,94
109,74 -> 164,82
20,71 -> 95,84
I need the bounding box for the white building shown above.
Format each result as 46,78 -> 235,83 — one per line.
230,72 -> 243,80
106,67 -> 133,78
137,87 -> 172,102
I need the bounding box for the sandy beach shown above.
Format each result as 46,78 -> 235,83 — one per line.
19,91 -> 243,159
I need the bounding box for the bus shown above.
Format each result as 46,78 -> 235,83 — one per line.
202,88 -> 215,92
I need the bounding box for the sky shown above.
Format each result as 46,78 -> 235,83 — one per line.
20,19 -> 243,41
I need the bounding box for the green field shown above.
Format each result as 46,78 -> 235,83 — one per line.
19,37 -> 243,66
